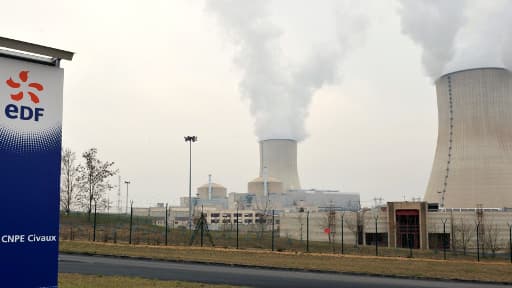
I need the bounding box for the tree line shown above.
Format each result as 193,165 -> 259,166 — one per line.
60,147 -> 118,220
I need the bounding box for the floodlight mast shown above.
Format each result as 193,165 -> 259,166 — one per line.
184,136 -> 198,230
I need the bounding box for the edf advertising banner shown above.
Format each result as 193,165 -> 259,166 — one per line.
0,56 -> 63,287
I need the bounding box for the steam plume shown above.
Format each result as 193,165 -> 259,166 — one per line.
207,0 -> 366,141
399,0 -> 512,79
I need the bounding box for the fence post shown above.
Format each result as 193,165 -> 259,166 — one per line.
442,219 -> 448,260
375,216 -> 378,256
271,209 -> 275,252
129,201 -> 133,245
200,213 -> 204,247
236,205 -> 239,249
306,210 -> 310,253
93,201 -> 97,242
165,203 -> 168,246
341,213 -> 344,254
408,233 -> 413,258
476,222 -> 480,262
509,223 -> 511,264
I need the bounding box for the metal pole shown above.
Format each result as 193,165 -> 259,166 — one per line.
236,205 -> 239,249
200,212 -> 204,247
306,210 -> 309,252
165,203 -> 168,246
409,230 -> 413,258
272,209 -> 275,251
442,219 -> 447,260
188,140 -> 192,231
375,217 -> 378,256
124,181 -> 130,214
476,222 -> 480,262
341,213 -> 344,254
93,201 -> 97,242
129,201 -> 133,244
509,224 -> 512,264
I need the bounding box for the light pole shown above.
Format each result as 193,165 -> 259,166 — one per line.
185,136 -> 198,231
124,181 -> 130,214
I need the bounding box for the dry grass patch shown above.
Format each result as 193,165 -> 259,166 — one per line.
60,241 -> 512,283
59,273 -> 241,288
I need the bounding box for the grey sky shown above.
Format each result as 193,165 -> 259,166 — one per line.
0,0 -> 468,208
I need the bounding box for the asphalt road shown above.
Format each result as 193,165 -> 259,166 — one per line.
59,254 -> 509,288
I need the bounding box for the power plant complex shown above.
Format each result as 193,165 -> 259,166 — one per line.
161,67 -> 512,251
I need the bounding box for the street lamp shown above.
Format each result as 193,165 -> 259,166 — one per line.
124,181 -> 130,214
185,136 -> 198,230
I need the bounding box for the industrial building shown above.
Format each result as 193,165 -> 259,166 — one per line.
175,137 -> 359,219
280,201 -> 512,251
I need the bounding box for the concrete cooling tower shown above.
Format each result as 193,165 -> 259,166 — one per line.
424,67 -> 512,208
259,139 -> 301,192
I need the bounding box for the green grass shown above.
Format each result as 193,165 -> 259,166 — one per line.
60,241 -> 512,283
59,273 -> 241,288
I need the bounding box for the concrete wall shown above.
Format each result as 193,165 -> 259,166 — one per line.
280,211 -> 358,246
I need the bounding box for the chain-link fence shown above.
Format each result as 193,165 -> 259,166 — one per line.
59,207 -> 512,263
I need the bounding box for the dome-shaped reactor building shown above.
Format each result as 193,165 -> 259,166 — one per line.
424,68 -> 512,208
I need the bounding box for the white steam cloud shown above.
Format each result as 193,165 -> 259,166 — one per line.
207,0 -> 366,141
399,0 -> 512,79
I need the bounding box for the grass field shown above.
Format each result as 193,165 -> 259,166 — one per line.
60,241 -> 512,283
59,273 -> 240,288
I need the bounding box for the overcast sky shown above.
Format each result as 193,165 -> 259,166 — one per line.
0,0 -> 460,208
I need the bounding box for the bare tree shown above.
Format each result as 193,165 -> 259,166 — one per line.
321,205 -> 337,252
453,217 -> 474,255
254,194 -> 272,239
76,148 -> 118,220
484,218 -> 500,258
344,212 -> 359,247
60,148 -> 79,214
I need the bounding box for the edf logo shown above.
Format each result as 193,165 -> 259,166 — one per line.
4,71 -> 45,122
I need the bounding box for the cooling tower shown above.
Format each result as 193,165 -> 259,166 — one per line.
424,68 -> 512,208
259,139 -> 301,192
